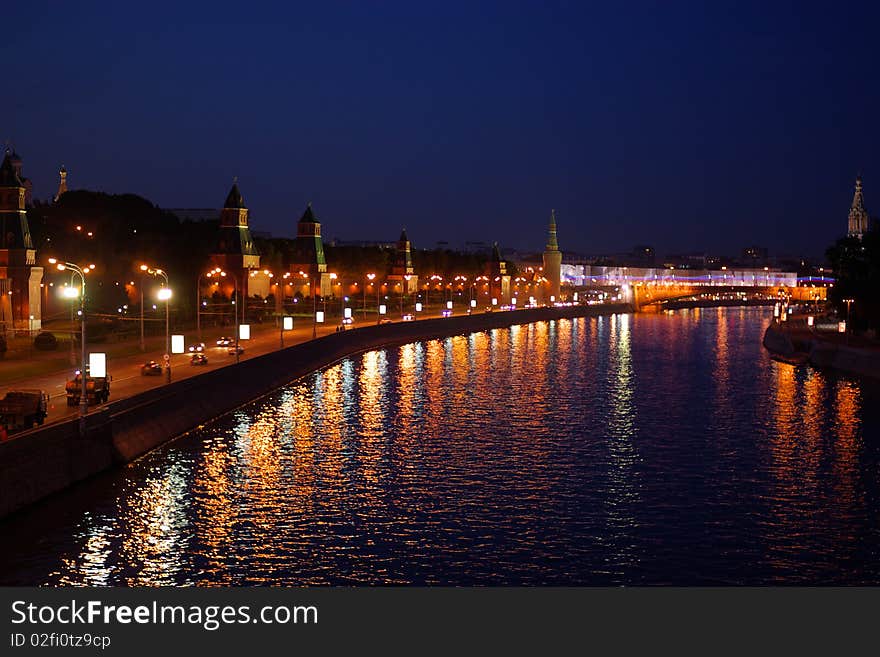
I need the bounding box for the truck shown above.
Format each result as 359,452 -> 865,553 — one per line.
0,390 -> 50,432
65,372 -> 111,406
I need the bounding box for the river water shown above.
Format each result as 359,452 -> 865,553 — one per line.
2,307 -> 879,585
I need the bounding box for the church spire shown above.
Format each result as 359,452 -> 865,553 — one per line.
848,175 -> 869,238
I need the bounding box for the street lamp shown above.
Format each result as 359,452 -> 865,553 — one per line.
364,273 -> 375,319
49,258 -> 93,434
139,269 -> 145,352
198,267 -> 222,340
403,275 -> 411,317
843,298 -> 854,342
142,265 -> 172,382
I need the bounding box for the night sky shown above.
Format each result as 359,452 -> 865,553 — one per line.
4,1 -> 879,258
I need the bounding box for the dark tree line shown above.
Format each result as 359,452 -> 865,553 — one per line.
826,230 -> 880,332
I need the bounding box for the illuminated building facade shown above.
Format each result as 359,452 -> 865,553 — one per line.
388,228 -> 418,293
0,150 -> 42,335
208,181 -> 261,299
485,242 -> 511,304
289,203 -> 331,297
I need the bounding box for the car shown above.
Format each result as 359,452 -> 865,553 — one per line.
216,336 -> 233,347
190,353 -> 208,366
188,342 -> 206,353
402,314 -> 415,321
227,345 -> 245,355
379,318 -> 392,324
441,309 -> 453,317
342,317 -> 353,325
141,360 -> 162,376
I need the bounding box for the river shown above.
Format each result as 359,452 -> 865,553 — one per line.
1,307 -> 878,585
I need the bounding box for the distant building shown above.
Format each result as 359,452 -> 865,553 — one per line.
329,238 -> 396,249
542,210 -> 562,299
54,165 -> 67,203
663,253 -> 709,269
207,182 -> 261,299
485,242 -> 511,304
289,203 -> 331,297
4,149 -> 32,206
387,228 -> 418,293
0,149 -> 42,335
167,208 -> 221,222
631,245 -> 655,266
741,246 -> 769,267
848,176 -> 869,239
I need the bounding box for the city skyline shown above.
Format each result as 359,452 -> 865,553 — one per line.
3,2 -> 878,258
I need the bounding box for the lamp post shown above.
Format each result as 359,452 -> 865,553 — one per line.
50,259 -> 93,434
843,298 -> 854,343
197,267 -> 221,341
403,275 -> 412,317
139,270 -> 145,352
311,274 -> 317,339
142,265 -> 171,382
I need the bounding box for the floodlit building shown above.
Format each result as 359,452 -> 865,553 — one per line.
387,228 -> 419,294
0,149 -> 43,335
289,203 -> 332,297
207,181 -> 261,299
848,176 -> 869,239
542,209 -> 562,299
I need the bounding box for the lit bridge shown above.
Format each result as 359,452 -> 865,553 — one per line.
561,265 -> 831,312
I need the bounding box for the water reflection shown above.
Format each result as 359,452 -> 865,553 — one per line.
1,308 -> 878,586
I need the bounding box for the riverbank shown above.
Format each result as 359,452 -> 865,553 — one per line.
763,321 -> 880,380
0,303 -> 630,518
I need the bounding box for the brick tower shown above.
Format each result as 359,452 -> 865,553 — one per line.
289,203 -> 331,297
0,150 -> 42,335
542,209 -> 562,300
208,181 -> 260,303
388,228 -> 418,293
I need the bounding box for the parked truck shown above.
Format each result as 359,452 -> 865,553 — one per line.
65,372 -> 111,406
0,390 -> 50,432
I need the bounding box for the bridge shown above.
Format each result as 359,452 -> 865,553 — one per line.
560,265 -> 830,312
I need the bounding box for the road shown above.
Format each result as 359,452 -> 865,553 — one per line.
0,307 -> 477,429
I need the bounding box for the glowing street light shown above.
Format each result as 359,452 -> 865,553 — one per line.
198,267 -> 222,340
49,258 -> 92,433
142,265 -> 172,382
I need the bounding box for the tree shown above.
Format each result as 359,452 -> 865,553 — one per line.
826,230 -> 880,331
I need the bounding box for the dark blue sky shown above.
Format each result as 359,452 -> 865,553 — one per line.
4,1 -> 878,258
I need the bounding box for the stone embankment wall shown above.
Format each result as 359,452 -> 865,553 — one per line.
763,323 -> 880,380
0,304 -> 630,518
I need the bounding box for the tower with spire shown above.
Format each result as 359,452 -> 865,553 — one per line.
207,180 -> 261,306
485,241 -> 511,304
54,165 -> 68,203
289,203 -> 332,297
848,176 -> 870,239
388,228 -> 418,293
0,149 -> 43,335
542,209 -> 562,300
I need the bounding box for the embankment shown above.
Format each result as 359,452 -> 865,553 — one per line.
763,323 -> 880,379
0,304 -> 630,518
